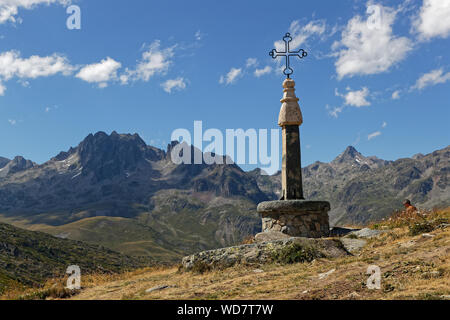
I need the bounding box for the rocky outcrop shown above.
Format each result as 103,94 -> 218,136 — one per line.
338,227 -> 386,253
182,226 -> 390,271
182,237 -> 349,271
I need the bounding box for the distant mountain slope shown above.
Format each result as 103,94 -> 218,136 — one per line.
35,216 -> 186,262
0,222 -> 151,293
0,131 -> 448,261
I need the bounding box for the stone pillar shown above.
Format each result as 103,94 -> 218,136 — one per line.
279,78 -> 304,200
256,78 -> 330,240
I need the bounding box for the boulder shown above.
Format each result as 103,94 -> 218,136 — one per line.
329,227 -> 360,237
254,231 -> 291,242
182,237 -> 349,271
340,238 -> 367,254
346,228 -> 386,239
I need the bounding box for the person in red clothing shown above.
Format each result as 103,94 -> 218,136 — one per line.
403,199 -> 417,214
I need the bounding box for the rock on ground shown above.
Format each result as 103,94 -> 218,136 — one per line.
340,238 -> 368,254
145,285 -> 172,293
346,228 -> 386,239
329,227 -> 360,237
254,231 -> 291,242
318,268 -> 336,279
182,237 -> 349,271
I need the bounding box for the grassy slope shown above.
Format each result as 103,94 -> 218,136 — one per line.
0,222 -> 152,295
3,208 -> 447,300
0,191 -> 261,263
35,216 -> 185,262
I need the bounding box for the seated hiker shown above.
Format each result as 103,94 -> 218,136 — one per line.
403,199 -> 417,214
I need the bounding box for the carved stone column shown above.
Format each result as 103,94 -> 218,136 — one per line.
278,78 -> 304,200
256,78 -> 330,240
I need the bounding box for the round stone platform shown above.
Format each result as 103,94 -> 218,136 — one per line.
257,200 -> 330,238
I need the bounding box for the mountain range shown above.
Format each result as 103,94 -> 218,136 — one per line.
0,131 -> 448,262
255,145 -> 449,225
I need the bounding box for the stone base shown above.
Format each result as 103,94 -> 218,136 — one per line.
257,200 -> 330,238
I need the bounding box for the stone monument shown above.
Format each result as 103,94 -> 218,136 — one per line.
256,33 -> 330,239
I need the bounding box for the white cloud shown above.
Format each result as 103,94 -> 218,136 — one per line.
0,50 -> 74,80
326,104 -> 344,118
382,121 -> 387,128
275,20 -> 326,51
330,87 -> 370,118
245,58 -> 258,68
195,30 -> 203,41
254,66 -> 272,77
414,0 -> 450,40
219,67 -> 242,85
411,68 -> 450,90
76,57 -> 121,88
8,119 -> 16,125
121,40 -> 175,84
345,87 -> 371,107
161,77 -> 187,93
0,41 -> 177,94
392,90 -> 401,99
0,0 -> 69,24
368,131 -> 381,140
45,105 -> 58,112
336,87 -> 371,107
332,3 -> 412,79
0,50 -> 74,93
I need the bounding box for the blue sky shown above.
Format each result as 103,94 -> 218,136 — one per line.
0,0 -> 449,171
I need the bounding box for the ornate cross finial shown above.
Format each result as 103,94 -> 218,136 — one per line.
270,33 -> 308,78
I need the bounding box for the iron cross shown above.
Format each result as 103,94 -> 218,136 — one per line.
270,33 -> 308,78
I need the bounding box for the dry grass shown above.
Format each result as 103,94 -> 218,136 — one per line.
240,235 -> 256,245
0,266 -> 169,300
2,208 -> 449,300
370,207 -> 449,230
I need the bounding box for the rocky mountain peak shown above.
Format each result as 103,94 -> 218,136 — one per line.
0,156 -> 36,178
333,146 -> 363,164
166,141 -> 180,159
75,131 -> 153,180
0,157 -> 10,169
79,131 -> 147,151
344,145 -> 358,156
330,146 -> 390,171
